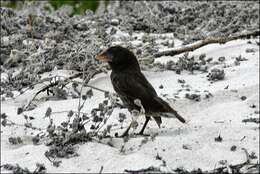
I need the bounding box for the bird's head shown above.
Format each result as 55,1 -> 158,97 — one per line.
96,46 -> 140,72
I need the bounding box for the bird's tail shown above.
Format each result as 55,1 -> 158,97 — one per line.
154,96 -> 186,123
161,110 -> 186,123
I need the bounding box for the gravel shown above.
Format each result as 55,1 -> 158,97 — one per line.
0,1 -> 259,91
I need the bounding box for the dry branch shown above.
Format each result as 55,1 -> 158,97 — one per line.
124,166 -> 162,173
154,30 -> 260,58
23,70 -> 109,111
23,72 -> 82,110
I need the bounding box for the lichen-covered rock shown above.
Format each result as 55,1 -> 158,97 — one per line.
4,49 -> 28,68
109,1 -> 259,43
207,68 -> 225,81
185,93 -> 201,102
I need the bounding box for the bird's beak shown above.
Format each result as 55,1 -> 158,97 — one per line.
96,52 -> 112,62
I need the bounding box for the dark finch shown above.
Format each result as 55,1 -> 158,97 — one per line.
96,46 -> 186,136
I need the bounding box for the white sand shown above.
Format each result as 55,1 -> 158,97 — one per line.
1,38 -> 259,173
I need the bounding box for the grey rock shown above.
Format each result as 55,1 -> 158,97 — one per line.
111,18 -> 119,26
207,68 -> 225,81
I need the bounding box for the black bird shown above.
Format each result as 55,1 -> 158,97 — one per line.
96,46 -> 186,136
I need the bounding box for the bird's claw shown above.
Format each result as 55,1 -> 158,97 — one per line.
134,132 -> 150,137
117,131 -> 129,138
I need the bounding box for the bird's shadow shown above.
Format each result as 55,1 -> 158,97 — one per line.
109,127 -> 192,154
147,126 -> 191,138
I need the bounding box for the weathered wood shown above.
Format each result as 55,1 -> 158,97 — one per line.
154,30 -> 260,58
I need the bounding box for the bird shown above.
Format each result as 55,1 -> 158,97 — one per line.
96,45 -> 186,136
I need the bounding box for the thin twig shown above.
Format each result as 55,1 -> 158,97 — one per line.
96,113 -> 113,132
23,72 -> 83,111
5,78 -> 53,101
241,148 -> 251,164
240,136 -> 246,141
11,72 -> 108,111
78,75 -> 86,118
82,82 -> 109,93
52,110 -> 89,115
5,118 -> 43,131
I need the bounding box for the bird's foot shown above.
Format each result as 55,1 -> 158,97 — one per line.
115,131 -> 129,138
116,132 -> 150,137
115,129 -> 150,138
119,133 -> 129,138
134,131 -> 150,137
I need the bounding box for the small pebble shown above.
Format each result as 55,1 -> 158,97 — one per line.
249,104 -> 256,108
207,68 -> 225,81
230,145 -> 237,151
199,53 -> 206,60
185,93 -> 201,102
245,48 -> 256,53
111,19 -> 119,26
214,135 -> 223,142
178,79 -> 185,83
206,57 -> 213,62
182,144 -> 192,150
234,60 -> 240,66
218,56 -> 225,62
249,152 -> 257,159
240,96 -> 247,101
176,69 -> 181,74
136,49 -> 142,55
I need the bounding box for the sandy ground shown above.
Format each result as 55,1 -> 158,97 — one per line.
1,38 -> 259,173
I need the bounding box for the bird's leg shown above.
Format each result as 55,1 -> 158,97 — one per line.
138,116 -> 150,135
120,122 -> 132,137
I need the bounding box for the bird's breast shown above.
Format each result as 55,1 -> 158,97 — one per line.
110,72 -> 140,111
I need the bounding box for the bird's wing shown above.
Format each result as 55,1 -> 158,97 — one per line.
112,71 -> 163,127
112,71 -> 158,108
112,71 -> 165,112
